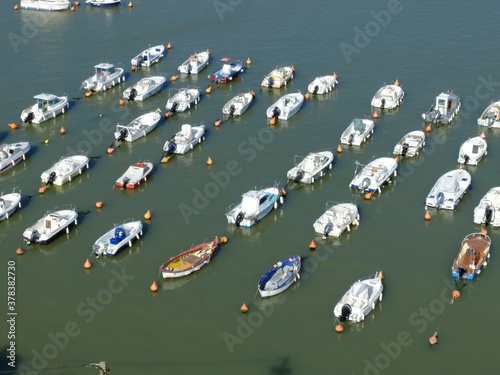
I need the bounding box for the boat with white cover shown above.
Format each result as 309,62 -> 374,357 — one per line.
20,0 -> 70,11
473,187 -> 500,227
258,255 -> 301,298
370,80 -> 404,109
451,233 -> 491,280
23,206 -> 78,245
261,66 -> 294,88
226,184 -> 283,227
163,124 -> 206,155
349,157 -> 398,193
222,91 -> 255,116
0,189 -> 22,222
208,61 -> 244,83
131,45 -> 165,68
114,111 -> 162,142
165,88 -> 201,113
266,92 -> 304,120
333,271 -> 384,324
86,0 -> 121,6
425,169 -> 471,210
40,155 -> 90,186
457,136 -> 487,165
393,130 -> 426,158
286,151 -> 334,184
340,118 -> 375,146
422,91 -> 461,124
307,74 -> 338,94
313,202 -> 359,239
80,63 -> 125,92
21,93 -> 69,124
178,50 -> 210,74
115,161 -> 153,189
91,220 -> 143,257
477,101 -> 500,128
0,142 -> 30,174
122,76 -> 166,102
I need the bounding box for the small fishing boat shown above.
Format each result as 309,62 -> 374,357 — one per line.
130,45 -> 165,68
86,0 -> 121,6
160,237 -> 219,279
115,161 -> 153,189
222,91 -> 256,116
122,76 -> 166,102
286,151 -> 334,184
20,93 -> 69,124
425,169 -> 471,210
91,220 -> 143,257
307,74 -> 338,94
266,92 -> 304,120
333,271 -> 384,324
80,63 -> 125,93
114,111 -> 162,142
370,80 -> 404,109
477,100 -> 500,128
258,255 -> 301,298
313,202 -> 359,239
457,136 -> 487,165
340,118 -> 375,146
349,158 -> 398,193
261,66 -> 294,88
40,155 -> 90,186
163,124 -> 206,155
226,184 -> 283,227
422,91 -> 461,124
178,50 -> 210,74
0,142 -> 30,174
473,187 -> 500,226
208,60 -> 244,83
0,189 -> 22,222
393,130 -> 426,158
165,88 -> 201,113
451,233 -> 491,280
23,206 -> 78,245
20,0 -> 70,11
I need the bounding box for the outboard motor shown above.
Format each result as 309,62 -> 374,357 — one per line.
294,169 -> 304,183
322,222 -> 334,239
272,106 -> 280,119
267,77 -> 274,88
435,192 -> 445,209
360,177 -> 371,192
484,206 -> 494,225
339,304 -> 352,323
401,143 -> 409,157
313,85 -> 319,95
380,98 -> 386,109
234,211 -> 245,227
121,177 -> 130,189
229,105 -> 236,116
163,139 -> 176,156
118,128 -> 128,142
27,229 -> 40,245
348,133 -> 355,145
23,112 -> 34,124
128,88 -> 137,102
487,116 -> 495,127
170,102 -> 178,113
463,154 -> 470,165
187,63 -> 192,74
46,171 -> 57,186
457,265 -> 467,280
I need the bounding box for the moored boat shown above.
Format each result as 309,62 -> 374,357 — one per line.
86,0 -> 121,6
178,50 -> 210,74
451,233 -> 491,280
80,63 -> 125,93
165,88 -> 201,113
393,130 -> 426,158
370,80 -> 404,109
477,100 -> 500,128
222,91 -> 255,116
258,255 -> 301,297
0,142 -> 31,174
115,161 -> 153,189
131,45 -> 165,68
91,220 -> 143,257
457,136 -> 487,165
307,73 -> 338,94
266,92 -> 304,120
114,111 -> 162,142
21,93 -> 69,124
122,76 -> 166,102
163,124 -> 206,155
0,189 -> 22,222
340,118 -> 375,146
313,202 -> 359,239
22,206 -> 78,245
422,91 -> 461,124
286,151 -> 334,184
473,187 -> 500,226
20,0 -> 70,11
349,158 -> 398,193
261,66 -> 294,88
41,155 -> 89,186
425,169 -> 471,210
208,60 -> 244,83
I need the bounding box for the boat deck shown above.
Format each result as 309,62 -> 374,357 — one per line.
455,235 -> 490,272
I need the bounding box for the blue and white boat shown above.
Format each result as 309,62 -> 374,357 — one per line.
91,220 -> 143,257
131,45 -> 165,68
86,0 -> 121,6
258,255 -> 301,297
452,233 -> 491,280
208,60 -> 244,83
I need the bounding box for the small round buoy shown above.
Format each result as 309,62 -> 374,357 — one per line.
14,4 -> 19,10
481,228 -> 488,235
304,93 -> 310,101
167,42 -> 172,49
480,132 -> 486,139
220,236 -> 228,243
364,192 -> 373,200
128,1 -> 133,7
84,259 -> 92,269
165,111 -> 172,118
221,57 -> 230,62
107,148 -> 115,154
16,247 -> 24,255
95,201 -> 103,209
309,240 -> 317,250
335,324 -> 344,333
150,281 -> 158,292
269,117 -> 277,126
60,126 -> 66,134
452,290 -> 460,299
85,91 -> 92,97
424,211 -> 431,220
161,156 -> 172,163
214,119 -> 222,127
240,303 -> 249,313
372,112 -> 379,119
425,124 -> 432,132
131,65 -> 137,71
206,157 -> 214,166
246,57 -> 252,65
144,210 -> 152,220
119,99 -> 125,106
44,139 -> 49,144
8,123 -> 18,129
99,114 -> 103,117
74,1 -> 80,5
281,187 -> 287,197
70,5 -> 75,11
429,332 -> 438,345
38,186 -> 47,194
170,75 -> 178,81
206,86 -> 212,94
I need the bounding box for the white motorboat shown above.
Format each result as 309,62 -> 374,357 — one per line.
473,187 -> 500,227
370,81 -> 404,109
80,63 -> 125,93
131,45 -> 165,68
425,169 -> 471,210
261,66 -> 294,88
307,74 -> 338,94
20,93 -> 69,124
349,157 -> 398,193
226,184 -> 283,227
163,124 -> 206,155
0,142 -> 31,174
286,151 -> 334,184
422,91 -> 461,124
208,61 -> 244,83
165,88 -> 201,113
115,161 -> 153,189
114,111 -> 162,142
86,0 -> 121,6
20,0 -> 70,11
266,92 -> 304,120
91,220 -> 143,257
222,91 -> 255,116
40,155 -> 90,186
340,118 -> 375,146
333,271 -> 384,324
0,189 -> 22,222
313,202 -> 359,239
178,50 -> 210,74
258,255 -> 301,298
457,136 -> 487,165
477,101 -> 500,128
23,206 -> 78,245
393,130 -> 426,158
122,76 -> 166,102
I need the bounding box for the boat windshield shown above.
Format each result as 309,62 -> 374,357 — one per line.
436,175 -> 459,193
353,119 -> 366,133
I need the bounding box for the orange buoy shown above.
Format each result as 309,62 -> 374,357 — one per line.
119,99 -> 125,106
220,236 -> 228,243
70,5 -> 75,11
281,187 -> 287,197
85,91 -> 92,97
364,192 -> 373,200
8,123 -> 18,129
206,157 -> 214,166
95,201 -> 103,209
336,144 -> 343,153
372,111 -> 379,119
60,126 -> 66,134
170,75 -> 178,81
161,156 -> 172,163
144,210 -> 152,220
14,4 -> 19,10
214,119 -> 222,127
393,155 -> 399,162
131,65 -> 137,71
291,65 -> 296,72
333,72 -> 338,79
246,57 -> 252,65
429,332 -> 438,345
424,211 -> 431,220
107,148 -> 115,154
221,57 -> 230,62
394,79 -> 400,86
84,259 -> 92,269
128,1 -> 133,7
165,111 -> 172,118
206,86 -> 212,94
240,303 -> 249,313
377,271 -> 384,280
269,117 -> 277,126
481,228 -> 488,235
304,93 -> 310,101
425,123 -> 432,132
309,240 -> 317,250
16,247 -> 24,255
335,324 -> 344,333
167,42 -> 172,49
150,281 -> 158,292
452,290 -> 460,299
38,186 -> 47,194
74,1 -> 80,5
480,132 -> 486,139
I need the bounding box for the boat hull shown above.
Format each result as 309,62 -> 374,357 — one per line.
20,0 -> 70,11
0,142 -> 31,173
258,255 -> 301,297
451,233 -> 491,280
226,187 -> 282,228
0,193 -> 22,221
425,169 -> 471,210
23,208 -> 78,245
40,156 -> 90,186
349,158 -> 398,193
92,221 -> 143,257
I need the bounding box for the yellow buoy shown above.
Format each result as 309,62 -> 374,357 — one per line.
70,5 -> 75,11
206,86 -> 212,94
144,210 -> 152,220
394,79 -> 400,86
38,186 -> 47,194
246,57 -> 252,65
269,117 -> 277,126
44,139 -> 49,144
84,259 -> 92,269
240,303 -> 249,313
150,281 -> 158,292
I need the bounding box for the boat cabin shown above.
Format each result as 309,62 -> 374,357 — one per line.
94,63 -> 117,81
241,191 -> 271,214
435,92 -> 452,114
34,93 -> 59,112
221,64 -> 233,75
